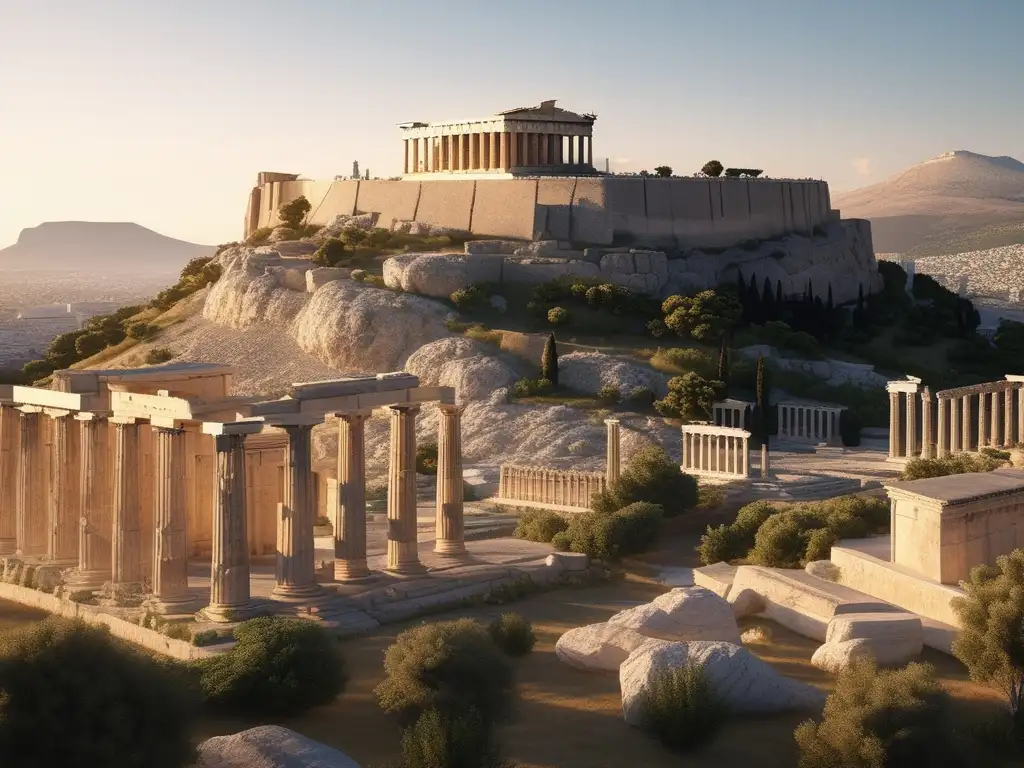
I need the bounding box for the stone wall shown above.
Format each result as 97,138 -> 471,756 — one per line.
245,175 -> 836,249
496,465 -> 607,512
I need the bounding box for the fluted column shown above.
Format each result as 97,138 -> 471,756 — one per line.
888,392 -> 900,458
334,411 -> 372,581
1018,387 -> 1024,448
978,392 -> 989,449
435,404 -> 466,556
273,424 -> 321,599
937,397 -> 949,457
990,390 -> 1001,447
905,393 -> 917,457
920,388 -> 934,459
69,415 -> 111,589
962,396 -> 973,451
387,405 -> 424,574
47,414 -> 80,563
16,410 -> 47,558
201,432 -> 255,622
148,426 -> 196,612
0,405 -> 18,554
605,418 -> 621,484
1004,387 -> 1015,447
111,419 -> 142,589
680,430 -> 689,470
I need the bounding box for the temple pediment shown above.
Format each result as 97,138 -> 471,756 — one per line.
498,100 -> 595,123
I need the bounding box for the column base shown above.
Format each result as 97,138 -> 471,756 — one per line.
63,568 -> 112,592
433,540 -> 468,557
386,560 -> 428,576
145,593 -> 204,616
270,582 -> 325,602
198,601 -> 261,624
334,559 -> 374,583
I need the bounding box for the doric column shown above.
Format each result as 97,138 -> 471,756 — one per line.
1018,387 -> 1024,448
538,132 -> 548,165
111,419 -> 142,588
387,406 -> 424,573
68,414 -> 111,590
490,131 -> 499,169
435,404 -> 466,556
509,130 -> 519,167
201,430 -> 255,622
605,418 -> 621,484
962,395 -> 972,451
411,138 -> 419,173
680,430 -> 689,470
403,139 -> 409,174
334,411 -> 371,581
991,390 -> 1002,447
469,132 -> 478,170
742,436 -> 750,476
0,405 -> 18,554
888,392 -> 900,458
46,413 -> 80,563
148,426 -> 196,612
1004,387 -> 1015,447
920,388 -> 934,459
937,397 -> 949,457
905,392 -> 917,457
587,134 -> 593,166
273,423 -> 321,599
978,392 -> 989,449
16,409 -> 47,558
567,134 -> 575,164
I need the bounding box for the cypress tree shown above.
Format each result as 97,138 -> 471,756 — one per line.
737,271 -> 748,323
806,279 -> 815,305
826,284 -> 834,312
541,332 -> 558,385
717,334 -> 729,385
776,279 -> 783,305
747,273 -> 761,323
762,277 -> 775,320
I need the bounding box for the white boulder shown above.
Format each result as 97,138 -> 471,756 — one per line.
727,587 -> 765,619
554,622 -> 654,672
195,725 -> 361,768
607,587 -> 741,644
306,267 -> 350,293
824,612 -> 923,666
382,252 -> 503,298
404,337 -> 518,402
558,352 -> 670,398
620,641 -> 826,724
810,638 -> 876,674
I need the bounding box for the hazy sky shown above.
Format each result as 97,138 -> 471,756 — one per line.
2,0 -> 1021,248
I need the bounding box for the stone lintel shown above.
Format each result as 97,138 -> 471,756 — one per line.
15,404 -> 43,415
297,386 -> 452,416
1005,375 -> 1024,383
254,414 -> 324,428
42,408 -> 73,419
109,390 -> 195,421
11,386 -> 82,411
108,416 -> 139,426
201,419 -> 266,437
245,398 -> 301,417
680,424 -> 751,438
0,384 -> 12,402
935,381 -> 1013,399
74,410 -> 111,422
886,380 -> 920,394
288,372 -> 419,400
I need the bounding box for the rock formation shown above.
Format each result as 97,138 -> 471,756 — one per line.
607,587 -> 742,644
194,725 -> 361,767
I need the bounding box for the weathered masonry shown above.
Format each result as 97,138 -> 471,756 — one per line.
398,100 -> 597,179
0,365 -> 467,620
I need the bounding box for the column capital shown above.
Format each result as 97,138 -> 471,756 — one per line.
389,404 -> 422,416
604,418 -> 621,427
437,403 -> 465,416
333,409 -> 373,422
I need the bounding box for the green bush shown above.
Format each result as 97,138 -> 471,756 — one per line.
794,660 -> 969,768
641,662 -> 726,753
126,321 -> 159,341
416,441 -> 439,475
375,618 -> 513,727
550,531 -> 570,551
654,372 -> 723,421
278,195 -> 311,229
901,452 -> 1004,480
340,226 -> 369,246
511,378 -> 553,398
513,508 -> 568,543
312,238 -> 348,267
547,306 -> 570,326
196,616 -> 346,717
400,706 -> 506,768
144,348 -> 174,365
628,386 -> 654,405
191,629 -> 221,647
0,617 -> 197,768
697,500 -> 777,565
488,613 -> 536,657
592,446 -> 698,518
245,226 -> 273,246
563,502 -> 663,560
597,384 -> 621,405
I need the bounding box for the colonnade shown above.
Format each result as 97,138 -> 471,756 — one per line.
403,131 -> 593,174
887,375 -> 1024,461
712,400 -> 751,429
0,386 -> 466,621
680,425 -> 751,479
777,402 -> 844,445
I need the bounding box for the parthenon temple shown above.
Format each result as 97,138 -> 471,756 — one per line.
887,374 -> 1024,461
398,99 -> 597,179
0,364 -> 467,621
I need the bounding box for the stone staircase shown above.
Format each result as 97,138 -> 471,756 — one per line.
747,475 -> 875,501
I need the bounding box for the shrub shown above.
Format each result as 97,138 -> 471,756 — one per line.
144,348 -> 174,364
592,446 -> 698,517
901,452 -> 1004,480
951,549 -> 1024,741
628,385 -> 654,405
547,306 -> 570,326
563,502 -> 663,560
245,226 -> 273,246
550,531 -> 570,551
641,662 -> 726,753
646,318 -> 669,338
196,616 -> 346,717
701,160 -> 724,178
400,706 -> 505,768
513,508 -> 567,543
596,384 -> 621,405
0,617 -> 197,768
697,500 -> 778,565
191,629 -> 221,647
375,618 -> 513,726
312,237 -> 348,267
278,195 -> 311,229
662,290 -> 741,341
654,372 -> 723,421
416,441 -> 439,475
794,660 -> 969,768
340,226 -> 368,246
488,613 -> 536,657
126,321 -> 159,341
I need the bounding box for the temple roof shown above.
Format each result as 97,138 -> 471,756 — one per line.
885,468 -> 1024,505
399,99 -> 596,128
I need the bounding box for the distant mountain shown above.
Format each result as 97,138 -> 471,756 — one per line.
834,151 -> 1024,256
0,222 -> 215,273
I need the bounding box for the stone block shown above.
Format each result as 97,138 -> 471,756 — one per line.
545,552 -> 589,572
810,638 -> 875,674
470,179 -> 539,240
513,240 -> 563,258
502,258 -> 600,284
554,622 -> 652,672
536,178 -> 577,241
416,180 -> 474,231
825,612 -> 923,665
728,587 -> 765,618
582,247 -> 604,264
608,586 -> 741,644
382,252 -> 503,298
692,562 -> 737,598
306,267 -> 350,293
464,240 -> 517,255
355,179 -> 420,225
195,725 -> 361,768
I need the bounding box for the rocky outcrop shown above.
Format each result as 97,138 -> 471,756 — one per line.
820,612 -> 923,668
404,337 -> 519,403
558,352 -> 670,398
607,587 -> 742,644
620,641 -> 826,725
555,622 -> 654,672
195,725 -> 361,767
810,638 -> 875,674
737,344 -> 888,388
383,252 -> 502,297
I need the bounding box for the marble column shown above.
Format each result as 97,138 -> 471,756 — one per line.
937,397 -> 949,457
273,424 -> 321,599
46,413 -> 80,563
334,411 -> 372,581
680,431 -> 689,470
411,138 -> 419,173
978,392 -> 989,449
69,415 -> 111,589
567,134 -> 575,164
587,135 -> 593,166
435,404 -> 466,556
920,388 -> 934,459
0,405 -> 18,554
1018,387 -> 1024,448
468,133 -> 477,170
403,139 -> 409,174
148,426 -> 196,612
905,392 -> 918,457
16,410 -> 47,558
202,432 -> 255,622
991,390 -> 1002,448
509,130 -> 519,167
962,396 -> 972,452
387,405 -> 423,574
1004,387 -> 1015,447
605,418 -> 621,484
111,419 -> 142,589
490,131 -> 499,169
888,392 -> 900,458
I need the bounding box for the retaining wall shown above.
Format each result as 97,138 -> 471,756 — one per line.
245,175 -> 836,249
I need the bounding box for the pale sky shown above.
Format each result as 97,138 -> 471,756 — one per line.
1,0 -> 1021,248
